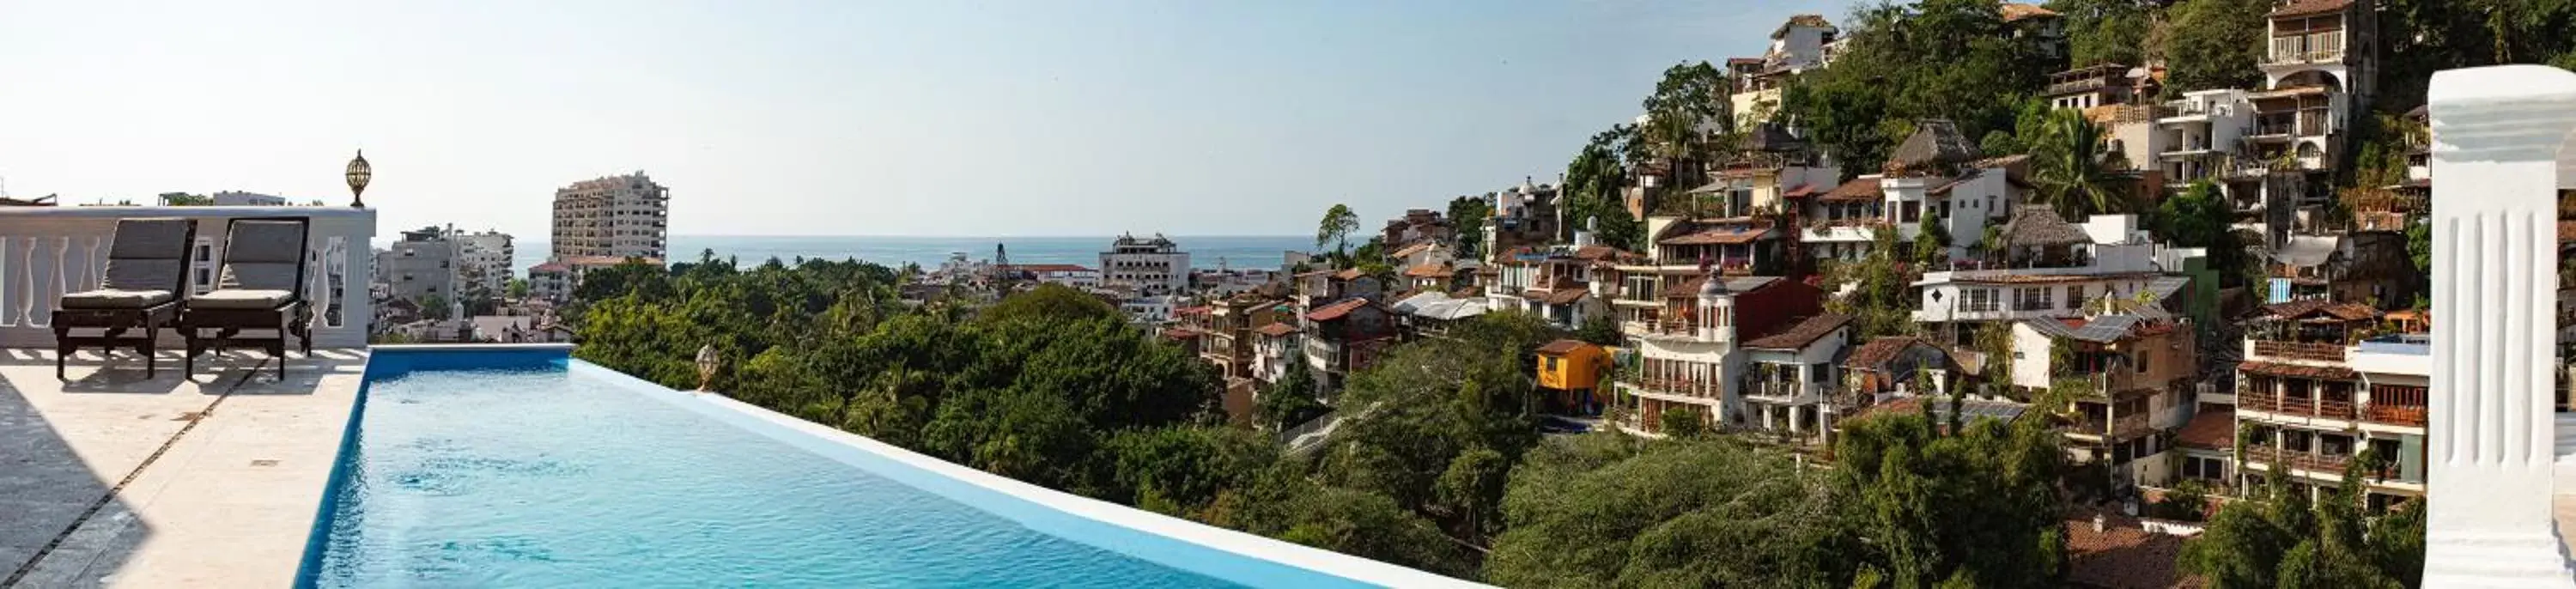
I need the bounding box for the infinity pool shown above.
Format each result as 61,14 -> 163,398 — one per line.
298,349 -> 1401,588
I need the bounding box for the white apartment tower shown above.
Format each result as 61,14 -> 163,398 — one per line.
551,172 -> 670,262
451,228 -> 515,297
1100,234 -> 1190,295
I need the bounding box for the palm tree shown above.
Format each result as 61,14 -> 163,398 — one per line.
2030,109 -> 2130,219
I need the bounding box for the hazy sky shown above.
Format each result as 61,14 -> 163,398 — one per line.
0,0 -> 1856,238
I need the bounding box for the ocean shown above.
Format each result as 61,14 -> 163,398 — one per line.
513,235 -> 1315,274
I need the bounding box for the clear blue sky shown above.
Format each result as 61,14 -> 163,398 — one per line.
0,0 -> 1856,238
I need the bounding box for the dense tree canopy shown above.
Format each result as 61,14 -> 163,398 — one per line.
2161,0 -> 2271,93
1781,0 -> 2053,179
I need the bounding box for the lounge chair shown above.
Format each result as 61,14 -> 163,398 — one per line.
52,218 -> 197,380
182,217 -> 313,379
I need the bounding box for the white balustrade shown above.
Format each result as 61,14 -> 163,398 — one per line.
0,206 -> 376,349
2424,64 -> 2576,588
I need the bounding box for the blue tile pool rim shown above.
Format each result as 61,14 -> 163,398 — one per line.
295,345 -> 1484,588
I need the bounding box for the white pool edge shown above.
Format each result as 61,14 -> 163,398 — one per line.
566,361 -> 1490,589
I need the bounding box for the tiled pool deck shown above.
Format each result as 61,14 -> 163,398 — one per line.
3,349 -> 366,588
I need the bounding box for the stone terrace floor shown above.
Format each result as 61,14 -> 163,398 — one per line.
3,349 -> 365,588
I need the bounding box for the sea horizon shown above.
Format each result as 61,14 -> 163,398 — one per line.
512,234 -> 1319,275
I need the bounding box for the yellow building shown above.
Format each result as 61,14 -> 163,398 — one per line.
1536,339 -> 1611,414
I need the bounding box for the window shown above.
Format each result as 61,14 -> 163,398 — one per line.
1546,357 -> 1560,371
2066,286 -> 2084,309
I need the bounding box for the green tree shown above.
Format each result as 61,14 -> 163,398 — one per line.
1574,313 -> 1620,347
156,192 -> 213,206
1103,425 -> 1279,515
1256,360 -> 1327,432
572,259 -> 675,302
1659,406 -> 1707,439
1562,125 -> 1646,250
1485,434 -> 1850,587
1317,203 -> 1360,256
2154,179 -> 2251,288
2056,0 -> 2151,67
1434,446 -> 1511,543
1833,410 -> 2069,588
2031,108 -> 2131,218
2179,459 -> 2425,589
1779,0 -> 2050,179
505,277 -> 531,300
977,282 -> 1117,325
1639,62 -> 1731,191
1446,195 -> 1493,257
2162,0 -> 2271,93
418,293 -> 452,321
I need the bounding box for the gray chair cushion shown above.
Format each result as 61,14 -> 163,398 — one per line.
225,220 -> 307,264
190,288 -> 296,310
103,258 -> 185,293
217,262 -> 301,291
100,218 -> 193,292
60,288 -> 174,309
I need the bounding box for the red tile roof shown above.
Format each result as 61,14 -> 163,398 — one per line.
1389,241 -> 1437,259
1304,298 -> 1371,322
529,262 -> 568,273
1743,313 -> 1851,349
2257,299 -> 2383,322
1845,337 -> 1927,368
1332,268 -> 1365,281
1819,177 -> 1883,203
1253,322 -> 1300,337
1780,183 -> 1820,199
1661,226 -> 1775,245
2173,408 -> 2236,450
2064,512 -> 2195,589
1540,288 -> 1589,305
1403,264 -> 1455,278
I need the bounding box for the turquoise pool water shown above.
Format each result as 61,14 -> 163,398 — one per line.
299,350 -> 1343,587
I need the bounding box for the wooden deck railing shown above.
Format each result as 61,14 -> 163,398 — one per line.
2252,339 -> 2348,362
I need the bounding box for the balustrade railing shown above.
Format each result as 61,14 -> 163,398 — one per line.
0,207 -> 374,348
2252,339 -> 2347,362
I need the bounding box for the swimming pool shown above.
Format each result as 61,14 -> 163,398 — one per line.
298,347 -> 1458,588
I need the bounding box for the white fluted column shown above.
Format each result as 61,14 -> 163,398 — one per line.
2425,64 -> 2576,588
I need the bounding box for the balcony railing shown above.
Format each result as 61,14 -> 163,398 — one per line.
2364,404 -> 2429,427
2243,446 -> 2355,475
1627,376 -> 1719,399
2252,339 -> 2347,362
2240,391 -> 2361,420
2268,33 -> 2346,64
1741,380 -> 1825,404
0,207 -> 375,348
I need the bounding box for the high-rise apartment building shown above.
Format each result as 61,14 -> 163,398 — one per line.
451,228 -> 514,298
551,172 -> 669,262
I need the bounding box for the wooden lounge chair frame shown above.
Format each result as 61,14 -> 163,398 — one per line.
182,216 -> 313,379
52,218 -> 199,380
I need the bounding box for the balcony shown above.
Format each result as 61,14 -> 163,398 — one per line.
2243,446 -> 2358,476
2066,411 -> 2154,440
2240,390 -> 2361,420
1741,380 -> 1826,404
1625,376 -> 1720,399
2251,339 -> 2347,362
2266,33 -> 2346,66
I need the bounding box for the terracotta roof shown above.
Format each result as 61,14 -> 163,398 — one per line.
1743,313 -> 1851,349
2174,408 -> 2236,450
1845,337 -> 1927,368
1572,244 -> 1632,262
1780,183 -> 1820,198
1334,268 -> 1367,281
2269,0 -> 2352,17
2065,513 -> 2194,589
1820,176 -> 1883,202
1254,322 -> 1300,337
1304,298 -> 1371,322
1540,287 -> 1589,305
1884,119 -> 1979,175
1536,338 -> 1593,355
529,262 -> 568,273
1662,226 -> 1775,245
2000,207 -> 2091,247
1998,2 -> 2060,21
2239,360 -> 2359,380
1403,264 -> 1454,278
1389,241 -> 1437,259
2257,299 -> 2383,322
1726,57 -> 1765,67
